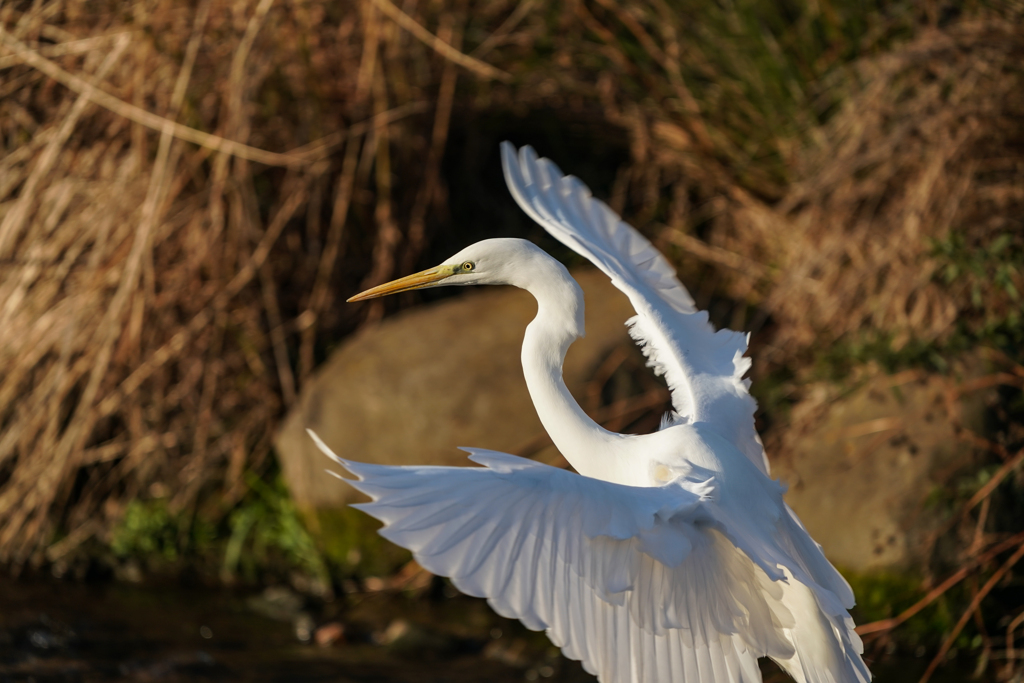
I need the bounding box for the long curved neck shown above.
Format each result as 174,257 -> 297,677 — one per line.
520,270 -> 619,478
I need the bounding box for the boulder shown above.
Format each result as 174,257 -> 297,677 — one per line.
770,363 -> 989,572
275,269 -> 637,510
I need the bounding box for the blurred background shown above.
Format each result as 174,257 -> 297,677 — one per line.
0,0 -> 1022,680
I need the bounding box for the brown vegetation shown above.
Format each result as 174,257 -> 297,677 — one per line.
761,20 -> 1024,352
1,0 -> 1023,677
0,0 -> 457,566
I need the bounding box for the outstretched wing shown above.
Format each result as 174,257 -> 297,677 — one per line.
500,143 -> 768,476
310,431 -> 792,683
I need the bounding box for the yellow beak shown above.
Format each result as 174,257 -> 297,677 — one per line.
347,265 -> 457,302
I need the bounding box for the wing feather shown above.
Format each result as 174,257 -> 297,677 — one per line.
500,142 -> 769,475
311,432 -> 796,682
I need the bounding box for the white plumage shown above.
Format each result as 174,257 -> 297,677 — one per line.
311,143 -> 871,683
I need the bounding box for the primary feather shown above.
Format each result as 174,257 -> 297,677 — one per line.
320,144 -> 872,683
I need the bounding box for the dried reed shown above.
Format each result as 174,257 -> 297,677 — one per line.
759,20 -> 1024,355
0,0 -> 500,566
1,9 -> 1022,676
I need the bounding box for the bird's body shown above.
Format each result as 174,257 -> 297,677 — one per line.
310,144 -> 871,683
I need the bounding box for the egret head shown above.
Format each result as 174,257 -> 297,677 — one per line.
347,238 -> 558,302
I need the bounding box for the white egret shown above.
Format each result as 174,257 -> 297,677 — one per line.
309,143 -> 871,683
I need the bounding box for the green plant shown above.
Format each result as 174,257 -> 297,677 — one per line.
932,231 -> 1022,318
109,499 -> 201,563
222,473 -> 328,584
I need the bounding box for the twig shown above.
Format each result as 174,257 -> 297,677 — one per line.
957,429 -> 1012,461
573,1 -> 633,73
43,519 -> 101,563
585,345 -> 631,412
967,575 -> 993,678
596,388 -> 671,433
969,496 -> 991,557
470,0 -> 536,58
0,27 -> 373,167
0,30 -> 137,70
839,417 -> 903,439
925,446 -> 1024,549
284,100 -> 431,156
919,540 -> 1024,683
260,261 -> 296,406
955,372 -> 1024,396
401,10 -> 461,274
961,449 -> 1024,515
176,309 -> 225,511
228,0 -> 276,125
358,66 -> 402,325
356,0 -> 382,106
368,0 -> 512,82
590,0 -> 668,66
299,136 -> 362,381
1006,609 -> 1024,678
0,33 -> 130,257
857,531 -> 1024,637
660,226 -> 773,277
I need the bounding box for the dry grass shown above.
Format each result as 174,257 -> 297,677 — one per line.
759,19 -> 1024,354
0,0 -> 473,565
2,0 -> 1024,677
586,15 -> 1024,360
0,0 -> 1021,606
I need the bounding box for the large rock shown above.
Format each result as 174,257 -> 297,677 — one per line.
276,269 -> 637,510
770,363 -> 989,572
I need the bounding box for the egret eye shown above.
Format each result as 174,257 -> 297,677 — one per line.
461,261 -> 475,272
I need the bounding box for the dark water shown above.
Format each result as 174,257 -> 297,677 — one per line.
0,578 -> 990,683
0,578 -> 593,683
